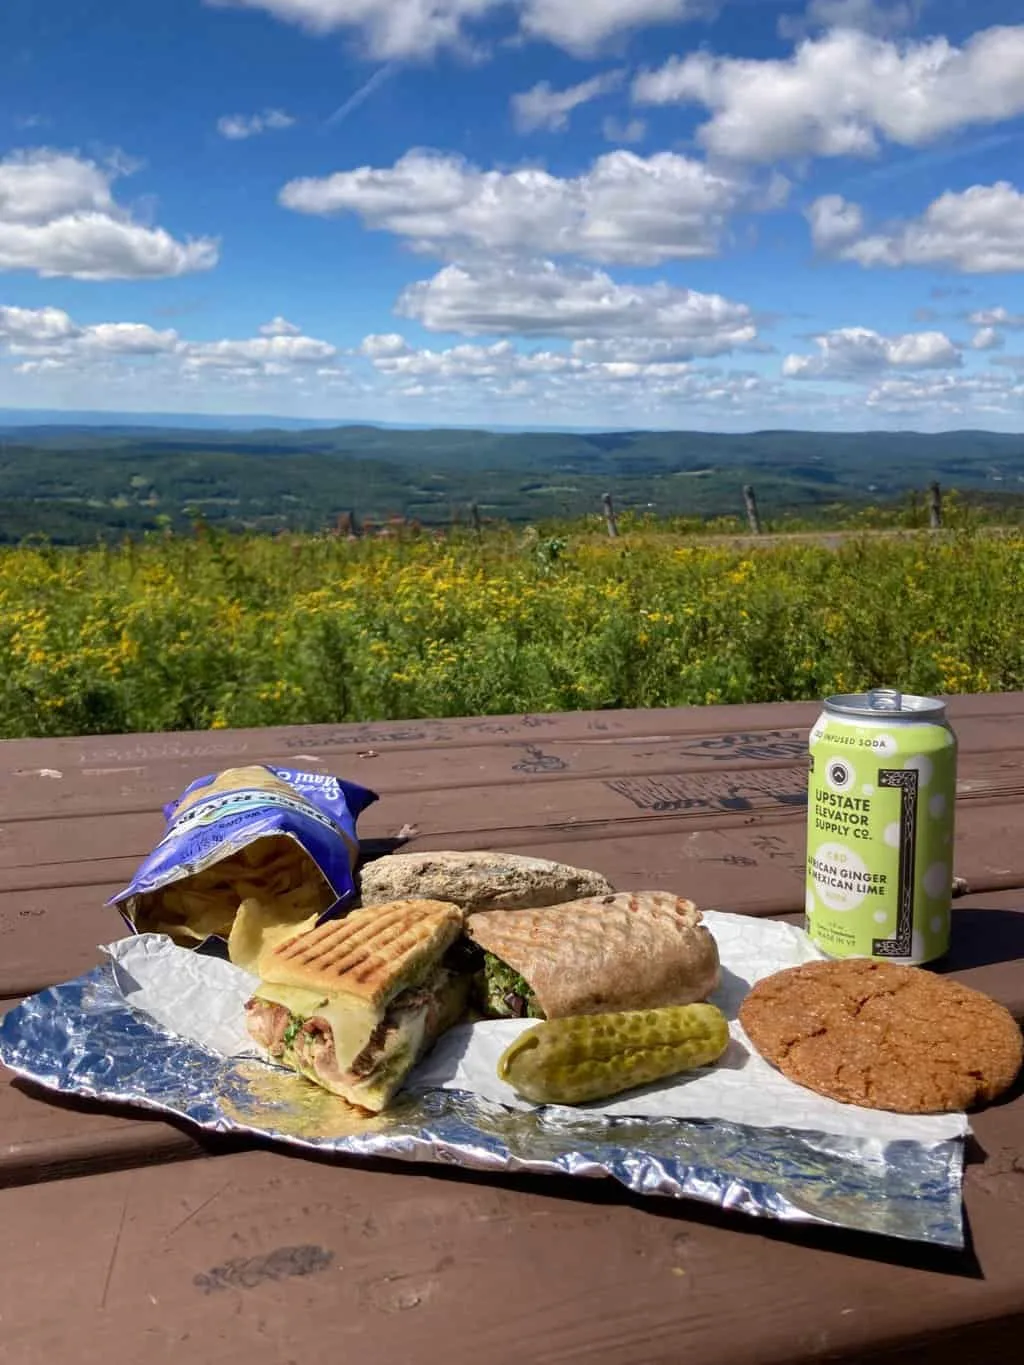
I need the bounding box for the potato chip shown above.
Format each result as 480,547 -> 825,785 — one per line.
110,764 -> 377,951
227,895 -> 322,974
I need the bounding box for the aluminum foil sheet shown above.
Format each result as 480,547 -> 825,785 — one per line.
0,963 -> 964,1248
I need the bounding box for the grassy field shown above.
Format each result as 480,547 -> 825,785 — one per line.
2,523 -> 1022,739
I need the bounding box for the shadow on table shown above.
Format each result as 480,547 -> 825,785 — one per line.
265,1140 -> 987,1280
358,836 -> 413,864
9,1071 -> 989,1279
939,907 -> 1024,973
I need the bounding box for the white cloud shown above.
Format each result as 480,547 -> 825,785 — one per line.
519,0 -> 709,56
14,356 -> 67,375
0,303 -> 335,380
80,323 -> 180,354
969,306 -> 1024,329
0,148 -> 218,279
511,72 -> 622,134
807,183 -> 1024,273
357,331 -> 772,416
359,332 -> 413,358
217,108 -> 296,139
206,0 -> 709,60
779,0 -> 922,40
633,25 -> 1024,162
0,149 -> 115,222
182,333 -> 337,373
280,148 -> 748,265
0,306 -> 179,359
864,371 -> 1024,413
805,194 -> 866,252
259,315 -> 303,335
569,336 -> 741,364
0,303 -> 78,344
396,258 -> 759,352
783,326 -> 961,379
971,327 -> 1003,351
205,0 -> 501,59
602,116 -> 646,145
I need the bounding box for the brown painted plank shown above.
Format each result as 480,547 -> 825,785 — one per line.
3,709 -> 1023,827
4,715 -> 1021,829
2,1079 -> 1024,1365
0,770 -> 815,871
3,747 -> 1020,874
0,728 -> 815,822
0,702 -> 825,773
2,692 -> 1022,793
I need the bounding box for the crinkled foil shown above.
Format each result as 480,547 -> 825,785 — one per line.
0,966 -> 963,1248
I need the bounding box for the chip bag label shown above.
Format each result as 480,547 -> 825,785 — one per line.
109,765 -> 378,959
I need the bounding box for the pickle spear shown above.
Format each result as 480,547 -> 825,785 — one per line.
497,1002 -> 730,1106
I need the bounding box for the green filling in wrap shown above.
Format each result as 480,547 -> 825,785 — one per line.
482,952 -> 545,1019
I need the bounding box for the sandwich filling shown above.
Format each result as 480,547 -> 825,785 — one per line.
480,952 -> 544,1019
246,963 -> 465,1112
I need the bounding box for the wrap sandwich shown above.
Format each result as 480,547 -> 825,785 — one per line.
468,891 -> 720,1020
245,898 -> 469,1112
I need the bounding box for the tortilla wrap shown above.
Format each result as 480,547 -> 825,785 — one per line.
466,891 -> 720,1019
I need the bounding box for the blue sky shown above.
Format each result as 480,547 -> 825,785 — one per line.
2,0 -> 1024,430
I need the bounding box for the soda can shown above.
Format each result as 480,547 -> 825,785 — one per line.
805,688 -> 957,965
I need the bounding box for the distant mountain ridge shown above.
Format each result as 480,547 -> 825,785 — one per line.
1,418 -> 1023,543
0,408 -> 596,435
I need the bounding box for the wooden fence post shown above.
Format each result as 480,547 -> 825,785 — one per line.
602,492 -> 619,538
743,484 -> 763,535
928,482 -> 942,530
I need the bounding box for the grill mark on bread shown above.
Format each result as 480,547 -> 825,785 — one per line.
261,899 -> 465,1005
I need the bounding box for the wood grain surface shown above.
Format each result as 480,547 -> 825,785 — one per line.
1,697 -> 1023,1364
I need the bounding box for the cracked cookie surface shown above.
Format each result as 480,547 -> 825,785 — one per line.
739,958 -> 1023,1113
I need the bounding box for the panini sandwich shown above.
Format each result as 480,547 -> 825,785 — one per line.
245,898 -> 469,1112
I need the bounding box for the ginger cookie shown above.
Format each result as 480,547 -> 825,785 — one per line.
739,958 -> 1023,1114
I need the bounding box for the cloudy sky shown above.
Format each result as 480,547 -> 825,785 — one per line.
2,0 -> 1024,431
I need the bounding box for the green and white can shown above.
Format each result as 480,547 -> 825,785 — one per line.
805,689 -> 957,965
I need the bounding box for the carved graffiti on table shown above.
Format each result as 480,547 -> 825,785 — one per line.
513,744 -> 569,774
284,726 -> 432,749
464,716 -> 559,736
674,730 -> 807,762
750,834 -> 793,860
750,832 -> 805,878
283,714 -> 557,749
606,768 -> 808,814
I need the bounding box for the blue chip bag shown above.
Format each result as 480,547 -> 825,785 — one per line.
109,764 -> 377,966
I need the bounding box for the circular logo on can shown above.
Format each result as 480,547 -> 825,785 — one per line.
826,759 -> 856,793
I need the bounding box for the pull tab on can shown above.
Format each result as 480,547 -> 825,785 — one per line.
866,688 -> 903,713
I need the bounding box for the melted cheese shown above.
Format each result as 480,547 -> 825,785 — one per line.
343,1007 -> 430,1110
253,981 -> 380,1071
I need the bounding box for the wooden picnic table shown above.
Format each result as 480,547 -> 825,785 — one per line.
1,696 -> 1023,1365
